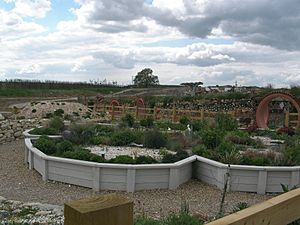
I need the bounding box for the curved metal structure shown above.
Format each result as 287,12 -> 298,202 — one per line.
255,92 -> 300,128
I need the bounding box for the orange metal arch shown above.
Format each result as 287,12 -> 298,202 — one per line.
256,92 -> 300,128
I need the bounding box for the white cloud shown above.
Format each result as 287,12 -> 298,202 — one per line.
16,64 -> 42,75
13,0 -> 51,18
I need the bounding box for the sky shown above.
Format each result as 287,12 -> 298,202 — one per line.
0,0 -> 300,87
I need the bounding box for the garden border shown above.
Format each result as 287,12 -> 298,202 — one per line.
25,138 -> 300,194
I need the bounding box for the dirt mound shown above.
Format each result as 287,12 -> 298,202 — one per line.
18,101 -> 93,119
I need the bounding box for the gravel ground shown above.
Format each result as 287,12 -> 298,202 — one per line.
0,139 -> 275,219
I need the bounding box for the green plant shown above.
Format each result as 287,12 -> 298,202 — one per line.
135,216 -> 161,225
215,113 -> 238,132
29,127 -> 59,135
163,211 -> 203,225
201,128 -> 223,149
162,150 -> 189,163
179,116 -> 190,126
192,144 -> 212,158
140,116 -> 154,128
111,129 -> 141,146
33,136 -> 57,155
136,155 -> 157,164
90,136 -> 111,145
48,116 -> 65,131
53,108 -> 64,117
231,202 -> 249,213
94,125 -> 115,136
121,113 -> 135,127
66,123 -> 94,144
143,130 -> 167,149
56,140 -> 74,155
110,155 -> 135,164
192,120 -> 208,133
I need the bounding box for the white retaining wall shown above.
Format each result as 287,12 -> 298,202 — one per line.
25,139 -> 300,193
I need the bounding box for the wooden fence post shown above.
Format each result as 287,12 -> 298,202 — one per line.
111,105 -> 115,122
285,111 -> 289,127
200,108 -> 204,121
172,105 -> 176,122
136,105 -> 139,119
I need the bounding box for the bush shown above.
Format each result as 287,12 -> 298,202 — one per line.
283,144 -> 300,165
201,129 -> 223,149
162,150 -> 189,163
56,140 -> 74,155
53,108 -> 64,117
215,113 -> 238,132
140,116 -> 154,128
143,130 -> 167,149
48,116 -> 64,131
192,120 -> 208,133
29,127 -> 59,135
94,125 -> 114,136
90,136 -> 111,145
240,150 -> 273,166
163,211 -> 203,225
277,127 -> 295,136
179,116 -> 190,126
121,114 -> 135,127
33,136 -> 57,155
135,216 -> 160,225
192,145 -> 212,158
110,155 -> 135,164
62,148 -> 93,161
111,129 -> 141,146
66,123 -> 94,145
136,155 -> 157,164
224,130 -> 254,145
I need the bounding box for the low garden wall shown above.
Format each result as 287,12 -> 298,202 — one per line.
25,138 -> 300,194
24,138 -> 194,192
0,119 -> 40,144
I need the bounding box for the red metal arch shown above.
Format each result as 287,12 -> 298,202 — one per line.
256,92 -> 300,128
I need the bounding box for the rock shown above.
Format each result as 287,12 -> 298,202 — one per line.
35,210 -> 51,216
0,113 -> 5,121
0,196 -> 6,203
0,210 -> 9,219
14,131 -> 22,137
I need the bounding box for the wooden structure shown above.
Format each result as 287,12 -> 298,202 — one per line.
207,187 -> 300,225
256,92 -> 300,128
64,194 -> 133,225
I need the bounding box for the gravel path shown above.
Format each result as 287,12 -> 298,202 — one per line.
0,140 -> 274,219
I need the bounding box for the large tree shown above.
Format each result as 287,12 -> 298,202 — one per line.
133,68 -> 159,88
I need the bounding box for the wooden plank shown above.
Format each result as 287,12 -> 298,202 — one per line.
206,188 -> 300,225
64,194 -> 133,225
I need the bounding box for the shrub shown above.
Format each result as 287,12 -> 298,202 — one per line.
66,123 -> 94,145
277,127 -> 295,136
162,150 -> 189,163
201,128 -> 223,149
121,114 -> 135,127
192,120 -> 208,133
143,130 -> 167,149
29,127 -> 59,135
111,129 -> 141,146
215,113 -> 238,132
62,148 -> 93,161
179,116 -> 190,126
140,116 -> 154,128
48,116 -> 64,131
53,109 -> 64,117
56,140 -> 74,155
45,112 -> 53,118
94,125 -> 114,136
192,144 -> 212,158
90,136 -> 111,145
135,216 -> 161,225
224,130 -> 254,145
283,144 -> 300,165
240,151 -> 273,166
33,136 -> 57,155
135,155 -> 157,164
163,211 -> 203,225
110,155 -> 135,164
89,154 -> 105,163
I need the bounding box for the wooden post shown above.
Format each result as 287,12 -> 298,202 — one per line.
123,105 -> 126,116
64,194 -> 133,225
200,108 -> 204,121
172,105 -> 176,122
136,105 -> 139,119
153,106 -> 157,120
111,105 -> 115,122
285,111 -> 289,127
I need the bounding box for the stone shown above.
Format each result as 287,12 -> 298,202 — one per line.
0,196 -> 6,203
0,210 -> 9,219
14,131 -> 22,137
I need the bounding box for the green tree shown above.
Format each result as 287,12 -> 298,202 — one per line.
133,68 -> 159,87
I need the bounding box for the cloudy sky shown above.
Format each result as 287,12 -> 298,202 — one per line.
0,0 -> 300,87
